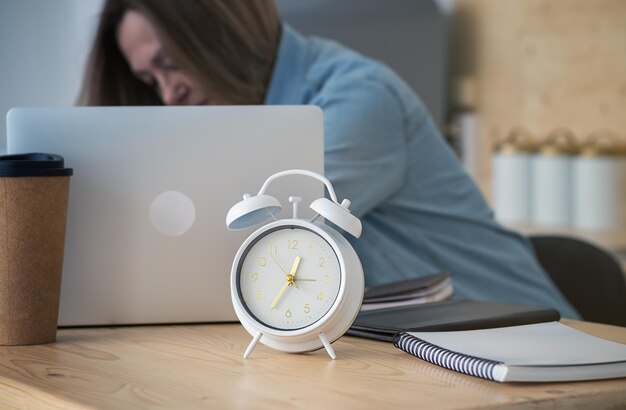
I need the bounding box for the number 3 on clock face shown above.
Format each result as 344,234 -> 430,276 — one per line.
237,226 -> 341,331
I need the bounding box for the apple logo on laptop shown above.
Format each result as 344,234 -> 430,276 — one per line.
149,190 -> 196,236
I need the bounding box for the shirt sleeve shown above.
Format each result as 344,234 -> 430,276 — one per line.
311,75 -> 409,218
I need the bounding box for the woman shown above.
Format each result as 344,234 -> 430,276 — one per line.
79,0 -> 579,318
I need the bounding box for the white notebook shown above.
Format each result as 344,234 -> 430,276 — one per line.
394,322 -> 626,382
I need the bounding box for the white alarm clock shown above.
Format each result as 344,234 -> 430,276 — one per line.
226,169 -> 364,359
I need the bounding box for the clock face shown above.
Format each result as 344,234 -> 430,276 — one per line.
237,226 -> 342,331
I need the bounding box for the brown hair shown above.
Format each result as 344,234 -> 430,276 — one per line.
78,0 -> 280,105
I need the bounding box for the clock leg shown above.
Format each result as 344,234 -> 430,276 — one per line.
244,331 -> 263,359
319,332 -> 336,360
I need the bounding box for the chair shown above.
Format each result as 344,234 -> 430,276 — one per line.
529,235 -> 626,327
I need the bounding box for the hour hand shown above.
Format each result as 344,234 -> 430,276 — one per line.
289,256 -> 302,276
288,255 -> 301,287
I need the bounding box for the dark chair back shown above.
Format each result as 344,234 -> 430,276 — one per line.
529,235 -> 626,326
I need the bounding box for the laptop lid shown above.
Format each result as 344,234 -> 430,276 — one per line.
6,106 -> 324,326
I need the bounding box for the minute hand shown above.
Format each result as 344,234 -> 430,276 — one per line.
270,256 -> 301,310
270,280 -> 291,310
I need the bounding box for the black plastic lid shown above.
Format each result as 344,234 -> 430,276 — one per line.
0,153 -> 73,177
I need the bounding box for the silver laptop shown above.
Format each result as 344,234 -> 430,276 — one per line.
6,106 -> 324,326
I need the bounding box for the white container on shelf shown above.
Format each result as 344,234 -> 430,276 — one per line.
492,128 -> 536,225
459,112 -> 480,180
453,76 -> 481,181
573,132 -> 626,231
530,129 -> 578,227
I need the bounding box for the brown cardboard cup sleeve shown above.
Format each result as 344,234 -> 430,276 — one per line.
0,153 -> 73,345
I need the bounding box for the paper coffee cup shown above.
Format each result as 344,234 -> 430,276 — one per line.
0,153 -> 73,345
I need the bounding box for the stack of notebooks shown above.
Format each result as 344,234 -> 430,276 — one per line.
359,272 -> 452,311
349,273 -> 626,383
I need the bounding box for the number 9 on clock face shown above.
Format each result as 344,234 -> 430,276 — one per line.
237,226 -> 341,330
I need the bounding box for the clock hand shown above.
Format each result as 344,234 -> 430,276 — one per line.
270,256 -> 302,309
270,280 -> 291,310
289,256 -> 302,276
289,256 -> 302,289
267,251 -> 299,287
268,252 -> 289,276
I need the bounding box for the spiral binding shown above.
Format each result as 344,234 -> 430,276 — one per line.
393,332 -> 503,381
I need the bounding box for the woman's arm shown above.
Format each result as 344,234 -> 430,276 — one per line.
314,75 -> 409,218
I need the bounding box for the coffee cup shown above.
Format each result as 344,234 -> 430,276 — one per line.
0,153 -> 73,345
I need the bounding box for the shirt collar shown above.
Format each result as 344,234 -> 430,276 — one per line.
264,24 -> 311,104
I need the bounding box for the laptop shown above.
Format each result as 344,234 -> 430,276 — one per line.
6,106 -> 324,326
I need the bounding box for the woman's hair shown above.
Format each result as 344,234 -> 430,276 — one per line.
78,0 -> 280,105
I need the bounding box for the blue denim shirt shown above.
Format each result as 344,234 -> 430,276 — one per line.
265,25 -> 579,318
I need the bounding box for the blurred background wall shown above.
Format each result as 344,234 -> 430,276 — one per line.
451,0 -> 626,196
0,0 -> 103,153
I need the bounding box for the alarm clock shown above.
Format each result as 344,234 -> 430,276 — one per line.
226,169 -> 364,359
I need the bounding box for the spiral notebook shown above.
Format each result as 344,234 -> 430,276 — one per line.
394,322 -> 626,382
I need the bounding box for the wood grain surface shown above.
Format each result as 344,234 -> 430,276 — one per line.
0,320 -> 625,409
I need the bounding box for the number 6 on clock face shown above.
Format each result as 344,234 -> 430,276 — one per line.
237,226 -> 341,330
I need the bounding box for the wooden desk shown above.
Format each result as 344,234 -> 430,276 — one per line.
0,320 -> 625,409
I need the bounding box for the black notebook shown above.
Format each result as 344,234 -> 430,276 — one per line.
347,299 -> 561,342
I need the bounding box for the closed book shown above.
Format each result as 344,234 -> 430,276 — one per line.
394,322 -> 626,382
348,299 -> 560,342
360,272 -> 453,312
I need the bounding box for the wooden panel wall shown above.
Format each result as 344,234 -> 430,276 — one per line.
451,0 -> 626,198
